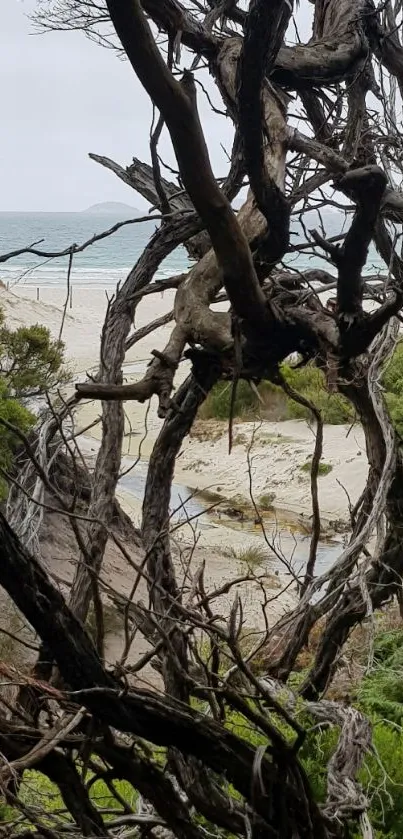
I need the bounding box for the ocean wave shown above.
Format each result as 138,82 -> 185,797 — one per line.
0,252 -> 384,289
0,264 -> 188,288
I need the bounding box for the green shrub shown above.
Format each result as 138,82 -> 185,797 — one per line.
197,341 -> 403,433
199,363 -> 353,424
382,341 -> 403,396
1,769 -> 138,832
0,318 -> 66,397
259,492 -> 276,509
381,341 -> 403,435
385,392 -> 403,436
0,307 -> 66,499
358,631 -> 403,723
232,544 -> 269,568
0,378 -> 35,497
282,363 -> 353,423
298,715 -> 403,839
371,627 -> 403,664
360,721 -> 403,838
225,623 -> 403,839
7,695 -> 403,838
300,460 -> 333,476
198,379 -> 283,421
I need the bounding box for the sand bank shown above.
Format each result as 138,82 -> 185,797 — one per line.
1,285 -> 176,374
3,284 -> 369,524
0,285 -> 370,681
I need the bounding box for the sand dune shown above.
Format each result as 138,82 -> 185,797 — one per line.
2,284 -> 369,524
1,285 -> 176,373
0,284 -> 370,680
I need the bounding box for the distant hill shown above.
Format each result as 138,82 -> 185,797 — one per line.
82,202 -> 141,216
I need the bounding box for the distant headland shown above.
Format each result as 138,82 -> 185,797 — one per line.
82,202 -> 141,216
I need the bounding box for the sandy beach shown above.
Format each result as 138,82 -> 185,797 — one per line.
1,284 -> 369,524
1,284 -> 177,374
0,283 -> 370,681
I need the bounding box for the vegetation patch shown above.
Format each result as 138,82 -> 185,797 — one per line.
198,345 -> 403,436
258,492 -> 276,510
232,431 -> 248,446
259,433 -> 297,445
300,460 -> 333,476
231,544 -> 270,569
198,488 -> 223,505
0,307 -> 66,499
198,364 -> 353,424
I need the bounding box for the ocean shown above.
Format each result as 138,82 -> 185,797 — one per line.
0,210 -> 384,290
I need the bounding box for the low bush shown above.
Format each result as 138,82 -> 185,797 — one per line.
258,492 -> 276,509
298,715 -> 403,839
198,342 -> 403,430
231,543 -> 269,568
2,769 -> 138,831
0,307 -> 66,499
358,630 -> 403,724
300,459 -> 333,476
6,652 -> 403,839
383,342 -> 403,435
283,363 -> 353,424
198,379 -> 284,421
198,363 -> 353,425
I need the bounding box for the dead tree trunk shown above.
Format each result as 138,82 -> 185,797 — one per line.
5,0 -> 403,836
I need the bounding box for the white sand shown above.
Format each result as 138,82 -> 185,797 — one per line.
1,285 -> 372,678
2,284 -> 370,523
1,285 -> 176,374
177,419 -> 368,522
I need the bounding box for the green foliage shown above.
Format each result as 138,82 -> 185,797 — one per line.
2,769 -> 138,831
282,363 -> 353,424
231,543 -> 269,568
371,627 -> 403,664
0,316 -> 66,397
383,342 -> 403,435
360,721 -> 403,839
198,363 -> 353,424
258,492 -> 276,509
297,716 -> 403,839
302,628 -> 403,838
358,630 -> 403,723
224,626 -> 403,839
198,379 -> 281,421
300,459 -> 333,476
0,378 -> 35,497
197,340 -> 403,434
6,671 -> 403,838
226,710 -> 268,749
0,306 -> 65,499
298,723 -> 338,803
382,342 -> 403,396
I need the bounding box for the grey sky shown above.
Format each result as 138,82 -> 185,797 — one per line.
3,1 -> 312,212
3,0 -> 234,211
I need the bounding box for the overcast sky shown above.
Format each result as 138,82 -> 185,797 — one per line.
3,1 -> 313,213
3,0 -> 236,211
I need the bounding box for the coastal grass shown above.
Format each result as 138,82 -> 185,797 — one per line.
198,363 -> 353,425
232,544 -> 269,568
0,771 -> 138,828
258,492 -> 276,510
4,622 -> 403,838
199,344 -> 403,431
300,460 -> 333,476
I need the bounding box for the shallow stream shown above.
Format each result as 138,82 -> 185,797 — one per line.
119,457 -> 343,576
